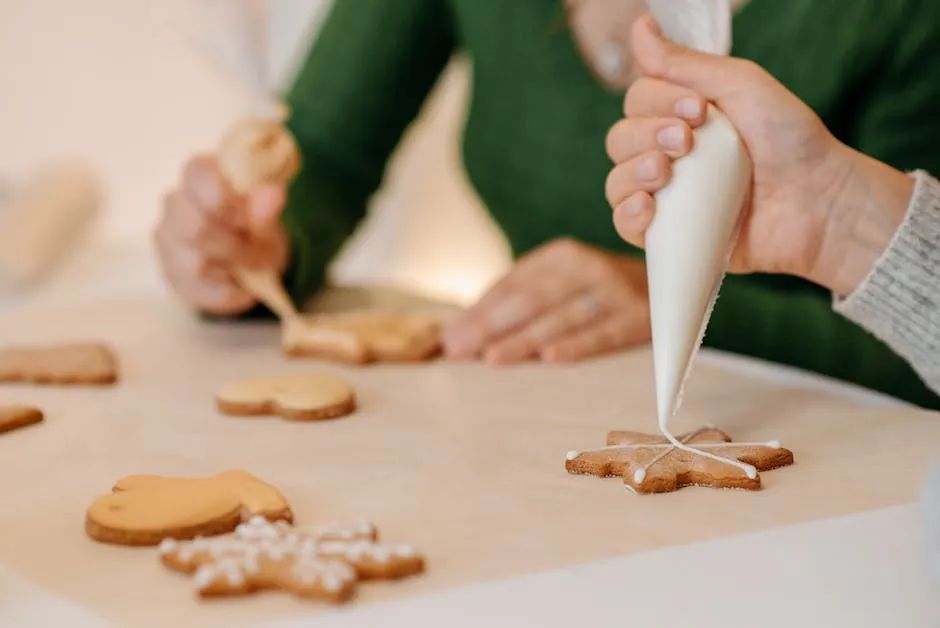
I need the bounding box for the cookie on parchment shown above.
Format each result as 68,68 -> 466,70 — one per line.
566,427 -> 793,493
0,343 -> 117,385
282,312 -> 441,364
159,517 -> 424,602
216,372 -> 355,421
85,470 -> 292,546
0,405 -> 43,435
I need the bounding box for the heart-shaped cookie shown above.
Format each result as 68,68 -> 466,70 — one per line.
85,470 -> 292,546
216,372 -> 356,421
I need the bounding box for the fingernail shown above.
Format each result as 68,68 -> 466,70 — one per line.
634,157 -> 660,182
675,97 -> 702,120
625,194 -> 648,216
656,125 -> 685,151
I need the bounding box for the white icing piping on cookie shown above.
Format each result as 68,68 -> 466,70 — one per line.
162,517 -> 414,594
634,427 -> 706,484
655,420 -> 758,482
568,439 -> 781,460
566,428 -> 783,487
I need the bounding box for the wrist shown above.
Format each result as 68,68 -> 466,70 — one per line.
806,145 -> 913,297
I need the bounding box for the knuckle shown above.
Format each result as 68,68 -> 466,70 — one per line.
550,237 -> 582,258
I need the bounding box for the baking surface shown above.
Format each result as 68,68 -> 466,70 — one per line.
1,297 -> 938,627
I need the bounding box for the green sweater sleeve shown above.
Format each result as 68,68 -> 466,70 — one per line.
281,0 -> 455,305
703,1 -> 940,409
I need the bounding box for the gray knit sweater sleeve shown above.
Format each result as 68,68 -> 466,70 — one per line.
834,170 -> 940,394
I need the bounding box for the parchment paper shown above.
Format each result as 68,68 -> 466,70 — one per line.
1,297 -> 938,627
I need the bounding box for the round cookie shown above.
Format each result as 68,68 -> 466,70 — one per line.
216,372 -> 356,421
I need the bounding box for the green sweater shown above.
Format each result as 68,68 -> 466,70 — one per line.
283,0 -> 940,408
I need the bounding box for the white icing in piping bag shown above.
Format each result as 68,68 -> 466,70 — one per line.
644,0 -> 755,478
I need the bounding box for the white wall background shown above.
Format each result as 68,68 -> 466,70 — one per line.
0,0 -> 510,304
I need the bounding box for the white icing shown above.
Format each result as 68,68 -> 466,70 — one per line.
167,517 -> 415,595
193,565 -> 217,590
158,538 -> 178,554
565,450 -> 579,461
572,426 -> 783,486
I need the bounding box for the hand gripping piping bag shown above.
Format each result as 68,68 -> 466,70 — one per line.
182,1 -> 301,320
644,0 -> 753,466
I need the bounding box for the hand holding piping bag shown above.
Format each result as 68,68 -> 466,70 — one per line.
607,11 -> 913,468
609,13 -> 911,294
216,113 -> 301,321
155,2 -> 303,319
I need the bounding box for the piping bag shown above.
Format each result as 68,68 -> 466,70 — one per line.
185,1 -> 302,323
643,1 -> 754,473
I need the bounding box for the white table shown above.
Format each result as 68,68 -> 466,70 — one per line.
1,243 -> 937,627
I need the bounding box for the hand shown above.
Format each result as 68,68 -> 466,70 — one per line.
154,156 -> 289,315
442,238 -> 650,364
605,15 -> 913,296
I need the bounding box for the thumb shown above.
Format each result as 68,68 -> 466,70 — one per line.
631,13 -> 746,103
245,183 -> 286,239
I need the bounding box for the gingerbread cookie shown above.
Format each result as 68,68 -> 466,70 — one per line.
0,343 -> 117,385
216,372 -> 355,421
86,470 -> 292,546
159,517 -> 424,602
0,405 -> 43,434
282,312 -> 441,364
566,426 -> 793,493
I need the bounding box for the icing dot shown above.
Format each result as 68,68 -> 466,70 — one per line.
393,544 -> 415,558
565,450 -> 579,461
226,569 -> 245,587
368,545 -> 392,562
744,464 -> 758,479
766,440 -> 781,449
193,566 -> 217,590
633,468 -> 646,484
323,574 -> 340,592
158,538 -> 178,554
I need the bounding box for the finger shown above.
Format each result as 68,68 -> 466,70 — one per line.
442,240 -> 592,358
607,117 -> 693,162
155,230 -> 255,315
246,183 -> 287,238
612,192 -> 655,249
182,155 -> 241,223
631,13 -> 761,105
482,292 -> 604,365
624,77 -> 707,126
443,291 -> 541,360
539,313 -> 647,363
605,149 -> 672,208
162,189 -> 228,244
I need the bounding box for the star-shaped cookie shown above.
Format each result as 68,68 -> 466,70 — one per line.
565,426 -> 793,493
